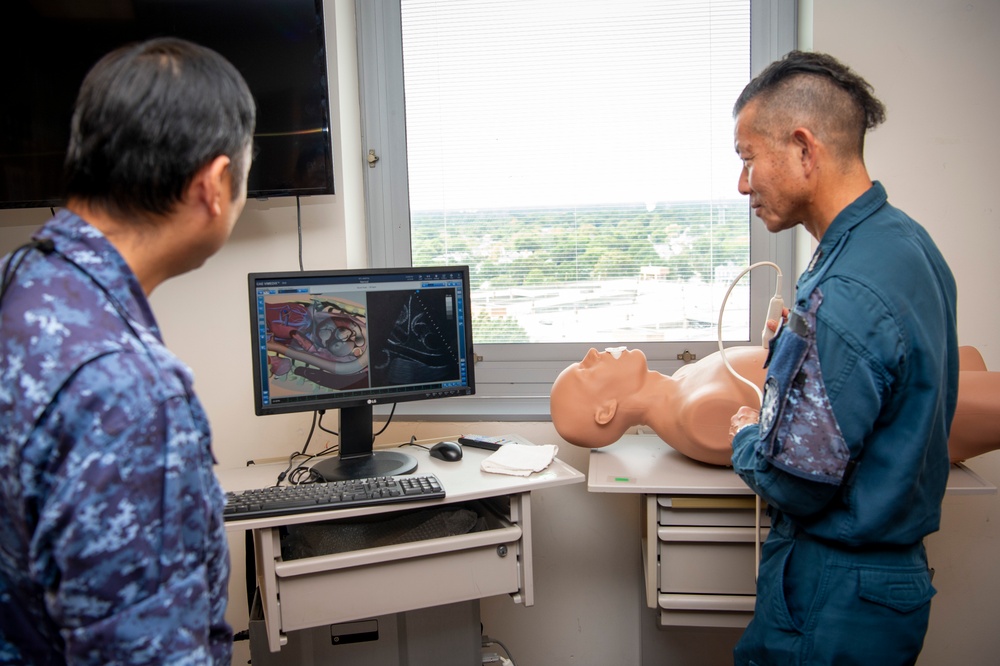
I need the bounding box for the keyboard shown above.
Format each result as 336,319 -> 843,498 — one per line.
223,474 -> 445,521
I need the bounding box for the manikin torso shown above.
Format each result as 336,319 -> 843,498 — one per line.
639,346 -> 767,466
551,345 -> 1000,466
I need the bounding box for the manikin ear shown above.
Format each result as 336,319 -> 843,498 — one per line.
190,155 -> 233,217
594,398 -> 618,425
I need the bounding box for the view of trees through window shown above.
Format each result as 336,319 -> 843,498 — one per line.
400,0 -> 755,349
412,199 -> 750,344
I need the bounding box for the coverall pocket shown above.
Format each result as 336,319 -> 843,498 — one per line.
857,568 -> 935,613
757,536 -> 805,632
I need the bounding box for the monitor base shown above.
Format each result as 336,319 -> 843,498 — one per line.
311,450 -> 418,482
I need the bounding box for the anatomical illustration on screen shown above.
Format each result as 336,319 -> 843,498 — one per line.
263,294 -> 371,397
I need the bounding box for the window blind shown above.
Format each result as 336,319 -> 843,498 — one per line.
400,0 -> 752,345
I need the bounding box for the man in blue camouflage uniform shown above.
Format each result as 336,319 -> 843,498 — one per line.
729,51 -> 958,665
0,38 -> 255,664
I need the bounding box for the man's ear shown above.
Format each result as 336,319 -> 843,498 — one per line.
791,127 -> 818,171
594,399 -> 618,425
191,155 -> 232,217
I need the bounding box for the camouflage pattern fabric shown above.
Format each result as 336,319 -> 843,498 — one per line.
758,290 -> 851,484
0,210 -> 232,665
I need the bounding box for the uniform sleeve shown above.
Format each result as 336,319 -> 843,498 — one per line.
731,425 -> 839,515
33,353 -> 231,665
731,278 -> 895,517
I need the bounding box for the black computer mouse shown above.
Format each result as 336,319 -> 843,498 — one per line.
429,440 -> 463,462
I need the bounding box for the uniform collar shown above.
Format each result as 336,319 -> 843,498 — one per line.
33,209 -> 162,340
804,181 -> 888,277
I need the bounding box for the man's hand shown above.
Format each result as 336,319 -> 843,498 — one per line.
765,306 -> 789,333
729,406 -> 760,442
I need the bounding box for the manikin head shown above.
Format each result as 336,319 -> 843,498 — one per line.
550,347 -> 650,448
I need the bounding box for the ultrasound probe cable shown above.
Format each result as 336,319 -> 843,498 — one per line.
716,261 -> 783,580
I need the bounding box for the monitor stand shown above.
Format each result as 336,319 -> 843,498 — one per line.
310,404 -> 417,482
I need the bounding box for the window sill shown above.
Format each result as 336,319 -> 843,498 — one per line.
375,394 -> 552,422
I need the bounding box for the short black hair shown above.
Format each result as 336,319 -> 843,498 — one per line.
64,37 -> 256,218
733,50 -> 885,157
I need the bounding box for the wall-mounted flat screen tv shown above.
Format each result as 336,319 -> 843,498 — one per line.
0,0 -> 335,209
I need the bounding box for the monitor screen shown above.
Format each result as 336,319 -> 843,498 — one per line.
0,0 -> 334,209
248,266 -> 475,481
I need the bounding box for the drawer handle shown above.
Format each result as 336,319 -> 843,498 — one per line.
667,497 -> 758,510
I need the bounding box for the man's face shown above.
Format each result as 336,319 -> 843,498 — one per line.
204,143 -> 253,258
734,101 -> 808,234
223,143 -> 254,235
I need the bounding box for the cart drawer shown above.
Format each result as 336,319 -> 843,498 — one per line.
657,496 -> 768,527
657,593 -> 755,628
262,507 -> 522,632
657,526 -> 766,595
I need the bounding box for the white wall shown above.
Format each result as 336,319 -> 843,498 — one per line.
1,1 -> 998,664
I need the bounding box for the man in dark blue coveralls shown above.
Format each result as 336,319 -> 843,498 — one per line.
728,51 -> 958,665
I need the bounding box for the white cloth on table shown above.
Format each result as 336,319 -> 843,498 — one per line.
481,443 -> 558,477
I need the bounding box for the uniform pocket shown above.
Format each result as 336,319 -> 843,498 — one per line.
858,567 -> 935,613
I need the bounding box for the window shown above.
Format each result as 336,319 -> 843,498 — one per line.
357,0 -> 796,417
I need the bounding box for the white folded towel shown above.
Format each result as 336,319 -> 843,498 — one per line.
481,443 -> 558,477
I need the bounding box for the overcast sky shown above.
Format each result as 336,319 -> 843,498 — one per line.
401,0 -> 750,211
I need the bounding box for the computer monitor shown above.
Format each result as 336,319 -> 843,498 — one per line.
248,266 -> 475,481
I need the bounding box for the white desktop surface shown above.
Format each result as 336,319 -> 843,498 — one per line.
588,434 -> 997,496
218,436 -> 585,532
221,436 -> 585,655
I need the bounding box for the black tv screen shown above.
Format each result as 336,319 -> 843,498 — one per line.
0,0 -> 335,209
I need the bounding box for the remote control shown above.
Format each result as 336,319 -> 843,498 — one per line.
458,435 -> 510,451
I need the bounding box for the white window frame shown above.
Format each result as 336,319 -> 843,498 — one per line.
356,0 -> 797,419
